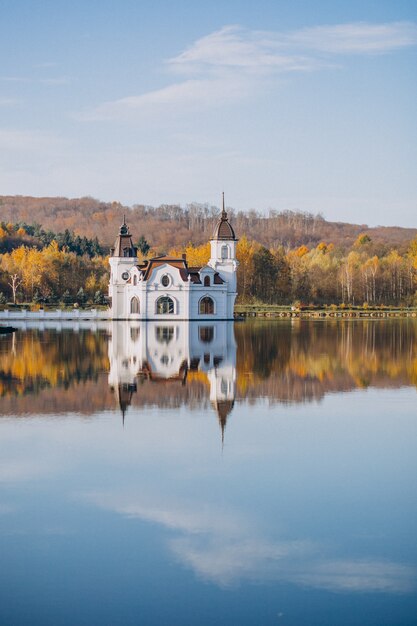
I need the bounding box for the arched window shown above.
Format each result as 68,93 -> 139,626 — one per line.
199,296 -> 215,315
204,275 -> 210,287
221,245 -> 229,260
156,296 -> 174,315
130,297 -> 140,314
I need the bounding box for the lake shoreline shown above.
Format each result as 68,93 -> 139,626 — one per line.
235,306 -> 417,319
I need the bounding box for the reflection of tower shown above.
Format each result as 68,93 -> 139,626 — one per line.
190,320 -> 236,443
107,321 -> 236,439
108,322 -> 142,421
113,382 -> 137,425
205,341 -> 236,444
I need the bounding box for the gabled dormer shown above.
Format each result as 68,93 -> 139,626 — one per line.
199,265 -> 224,287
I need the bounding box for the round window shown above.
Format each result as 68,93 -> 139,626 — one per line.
161,274 -> 170,287
121,271 -> 129,280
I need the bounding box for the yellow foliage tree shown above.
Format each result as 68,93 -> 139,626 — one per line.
85,274 -> 98,295
236,235 -> 261,301
296,245 -> 309,257
169,242 -> 210,267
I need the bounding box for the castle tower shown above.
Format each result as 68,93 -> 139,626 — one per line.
109,217 -> 138,318
208,193 -> 239,319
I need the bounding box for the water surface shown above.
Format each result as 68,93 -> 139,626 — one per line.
0,320 -> 416,625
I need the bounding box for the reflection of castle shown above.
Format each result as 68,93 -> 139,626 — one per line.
108,321 -> 236,438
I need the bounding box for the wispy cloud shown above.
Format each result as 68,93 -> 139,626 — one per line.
80,76 -> 252,121
286,21 -> 417,54
169,25 -> 322,73
81,21 -> 417,121
172,22 -> 417,70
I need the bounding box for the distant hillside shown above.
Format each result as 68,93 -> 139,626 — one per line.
0,195 -> 415,252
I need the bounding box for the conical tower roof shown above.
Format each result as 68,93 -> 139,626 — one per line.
111,216 -> 137,257
211,193 -> 237,241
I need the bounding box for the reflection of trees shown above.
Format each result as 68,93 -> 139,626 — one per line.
1,321 -> 416,416
235,320 -> 417,403
236,323 -> 291,380
0,330 -> 109,397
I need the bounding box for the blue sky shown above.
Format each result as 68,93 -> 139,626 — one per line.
0,0 -> 416,226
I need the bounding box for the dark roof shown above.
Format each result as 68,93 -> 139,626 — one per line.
180,268 -> 196,282
111,218 -> 137,257
139,256 -> 225,284
211,194 -> 237,241
212,217 -> 237,240
142,256 -> 188,281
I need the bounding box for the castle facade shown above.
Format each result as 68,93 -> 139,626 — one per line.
108,195 -> 238,320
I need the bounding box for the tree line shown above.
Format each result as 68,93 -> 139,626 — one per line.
0,221 -> 103,257
1,195 -> 415,252
0,221 -> 416,307
171,234 -> 417,306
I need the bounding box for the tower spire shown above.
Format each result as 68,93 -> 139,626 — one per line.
221,192 -> 227,219
119,214 -> 130,236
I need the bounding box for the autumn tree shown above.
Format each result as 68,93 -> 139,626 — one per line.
236,236 -> 260,302
251,247 -> 279,304
1,249 -> 24,303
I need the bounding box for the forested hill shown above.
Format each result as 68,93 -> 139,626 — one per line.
0,195 -> 415,252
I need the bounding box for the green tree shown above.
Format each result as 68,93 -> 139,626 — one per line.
61,290 -> 72,305
76,287 -> 87,306
252,247 -> 279,303
137,235 -> 150,256
94,290 -> 105,305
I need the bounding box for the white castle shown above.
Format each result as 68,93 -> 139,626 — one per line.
108,194 -> 238,320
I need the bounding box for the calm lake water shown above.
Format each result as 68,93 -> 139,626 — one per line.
0,320 -> 416,626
